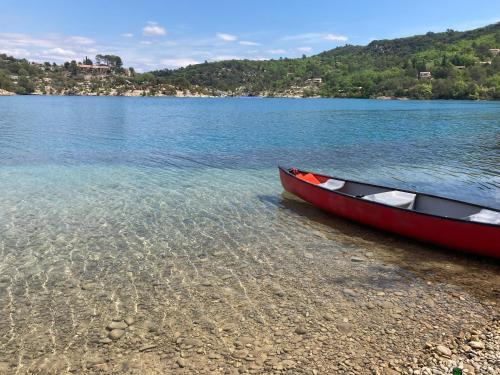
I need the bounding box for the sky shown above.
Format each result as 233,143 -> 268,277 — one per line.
0,0 -> 499,72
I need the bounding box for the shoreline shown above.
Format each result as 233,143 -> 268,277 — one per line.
1,92 -> 497,101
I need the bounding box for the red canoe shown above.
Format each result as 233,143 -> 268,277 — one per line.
279,166 -> 500,258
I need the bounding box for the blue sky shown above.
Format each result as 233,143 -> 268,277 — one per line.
0,0 -> 499,71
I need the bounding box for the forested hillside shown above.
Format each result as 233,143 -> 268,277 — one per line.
1,23 -> 499,99
154,22 -> 500,99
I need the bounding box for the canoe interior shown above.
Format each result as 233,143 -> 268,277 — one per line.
290,169 -> 498,222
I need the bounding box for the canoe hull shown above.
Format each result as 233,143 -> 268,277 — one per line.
279,168 -> 500,258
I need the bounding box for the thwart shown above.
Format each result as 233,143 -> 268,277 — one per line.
279,167 -> 500,258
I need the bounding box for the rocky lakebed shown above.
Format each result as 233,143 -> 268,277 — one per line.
0,199 -> 498,375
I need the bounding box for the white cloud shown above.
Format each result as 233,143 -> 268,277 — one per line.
282,32 -> 348,43
324,34 -> 348,42
0,33 -> 58,48
0,48 -> 31,57
122,33 -> 134,38
239,40 -> 260,46
216,33 -> 237,42
68,36 -> 95,45
297,46 -> 312,52
268,49 -> 286,54
161,58 -> 200,68
143,22 -> 167,36
45,47 -> 76,57
140,41 -> 153,45
212,55 -> 241,61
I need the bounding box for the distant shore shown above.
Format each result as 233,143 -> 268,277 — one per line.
2,90 -> 497,101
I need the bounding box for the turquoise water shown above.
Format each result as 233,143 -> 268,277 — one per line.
1,97 -> 498,205
0,97 -> 499,373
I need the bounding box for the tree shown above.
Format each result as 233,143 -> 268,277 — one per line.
69,60 -> 78,76
475,43 -> 492,59
16,75 -> 35,94
83,56 -> 93,65
411,83 -> 432,99
0,70 -> 13,91
95,54 -> 123,67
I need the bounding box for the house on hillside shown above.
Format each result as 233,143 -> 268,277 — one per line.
489,48 -> 499,56
305,78 -> 322,86
418,71 -> 432,79
77,64 -> 111,75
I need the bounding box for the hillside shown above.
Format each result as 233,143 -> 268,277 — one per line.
154,22 -> 500,99
1,22 -> 499,99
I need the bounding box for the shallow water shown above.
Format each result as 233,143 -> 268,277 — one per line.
0,97 -> 498,374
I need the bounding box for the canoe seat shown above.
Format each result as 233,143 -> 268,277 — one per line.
318,178 -> 345,191
362,190 -> 416,209
466,209 -> 500,225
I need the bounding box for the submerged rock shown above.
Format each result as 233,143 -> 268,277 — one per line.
342,288 -> 358,297
107,321 -> 128,330
108,329 -> 125,340
295,326 -> 308,335
124,317 -> 135,326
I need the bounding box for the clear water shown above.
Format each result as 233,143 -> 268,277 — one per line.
0,97 -> 499,373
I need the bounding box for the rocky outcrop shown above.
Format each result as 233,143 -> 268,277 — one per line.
0,89 -> 15,96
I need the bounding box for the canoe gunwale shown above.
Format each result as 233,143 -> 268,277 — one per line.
278,166 -> 500,229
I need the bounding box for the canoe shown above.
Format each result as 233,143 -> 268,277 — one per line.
279,166 -> 500,258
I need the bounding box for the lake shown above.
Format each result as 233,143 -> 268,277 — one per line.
0,97 -> 498,373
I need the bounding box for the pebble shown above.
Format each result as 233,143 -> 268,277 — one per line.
232,349 -> 249,359
273,288 -> 286,297
108,329 -> 125,340
208,353 -> 223,360
139,344 -> 157,352
323,313 -> 335,321
468,341 -> 484,350
337,322 -> 352,332
435,345 -> 452,358
124,317 -> 135,326
80,283 -> 95,291
463,363 -> 475,374
342,288 -> 358,297
295,326 -> 308,335
107,321 -> 128,330
182,338 -> 203,347
86,356 -> 106,368
176,358 -> 186,368
350,256 -> 365,262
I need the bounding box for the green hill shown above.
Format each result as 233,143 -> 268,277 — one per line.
1,23 -> 499,99
154,22 -> 500,99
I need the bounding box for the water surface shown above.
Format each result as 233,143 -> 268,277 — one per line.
0,97 -> 498,374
